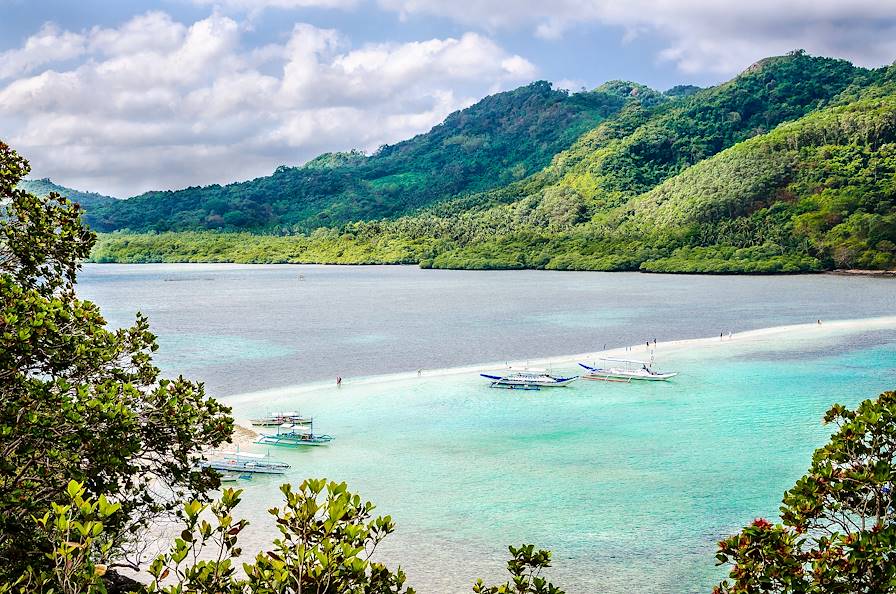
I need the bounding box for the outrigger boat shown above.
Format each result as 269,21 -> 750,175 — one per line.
250,411 -> 313,427
200,451 -> 290,475
578,358 -> 678,382
480,368 -> 579,389
256,423 -> 334,447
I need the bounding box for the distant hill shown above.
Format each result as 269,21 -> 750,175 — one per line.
18,178 -> 118,210
82,52 -> 896,272
84,81 -> 640,232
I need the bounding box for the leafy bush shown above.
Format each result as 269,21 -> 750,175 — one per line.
6,479 -> 566,594
146,479 -> 413,594
0,143 -> 233,578
715,390 -> 896,593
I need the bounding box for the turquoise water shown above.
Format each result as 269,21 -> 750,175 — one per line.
224,326 -> 895,594
73,265 -> 896,593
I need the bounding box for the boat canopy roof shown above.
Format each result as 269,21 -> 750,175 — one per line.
214,450 -> 266,459
600,357 -> 650,365
280,423 -> 313,433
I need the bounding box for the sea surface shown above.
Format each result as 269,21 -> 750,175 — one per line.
75,264 -> 896,593
78,264 -> 895,395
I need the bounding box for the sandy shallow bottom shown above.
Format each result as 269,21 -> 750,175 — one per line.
194,317 -> 896,594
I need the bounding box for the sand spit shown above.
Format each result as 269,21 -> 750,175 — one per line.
224,316 -> 896,406
229,424 -> 259,447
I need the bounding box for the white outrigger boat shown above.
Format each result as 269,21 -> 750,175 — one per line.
200,451 -> 291,475
480,368 -> 579,389
250,411 -> 313,427
578,358 -> 678,382
256,423 -> 334,447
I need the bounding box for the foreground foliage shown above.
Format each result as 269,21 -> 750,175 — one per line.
0,142 -> 233,578
1,481 -> 120,594
715,390 -> 896,593
8,477 -> 565,594
145,479 -> 414,594
473,545 -> 565,594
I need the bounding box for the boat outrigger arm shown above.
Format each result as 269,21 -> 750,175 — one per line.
578,358 -> 678,381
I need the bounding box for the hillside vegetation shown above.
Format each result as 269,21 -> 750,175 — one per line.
83,81 -> 635,232
67,53 -> 896,272
17,178 -> 117,210
419,57 -> 896,273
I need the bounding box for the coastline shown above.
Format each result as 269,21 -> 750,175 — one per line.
224,315 -> 896,408
828,269 -> 896,277
86,255 -> 896,276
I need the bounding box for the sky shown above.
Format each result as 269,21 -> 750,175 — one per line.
2,0 -> 896,196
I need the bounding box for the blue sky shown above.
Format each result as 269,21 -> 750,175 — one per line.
2,0 -> 895,195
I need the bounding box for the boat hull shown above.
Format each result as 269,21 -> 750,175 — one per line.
255,434 -> 335,447
582,371 -> 677,381
250,418 -> 313,427
256,439 -> 330,447
490,378 -> 577,388
202,461 -> 287,475
480,373 -> 579,388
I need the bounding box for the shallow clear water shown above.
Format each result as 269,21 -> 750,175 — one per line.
74,265 -> 896,593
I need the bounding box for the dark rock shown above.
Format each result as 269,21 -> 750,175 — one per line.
104,570 -> 143,594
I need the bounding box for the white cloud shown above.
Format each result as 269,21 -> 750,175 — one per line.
554,78 -> 586,92
377,0 -> 896,73
0,11 -> 536,196
0,23 -> 86,80
192,0 -> 358,15
88,11 -> 187,56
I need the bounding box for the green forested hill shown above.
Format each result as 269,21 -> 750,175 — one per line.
428,52 -> 870,217
18,178 -> 118,210
84,81 -> 635,232
624,94 -> 896,268
82,53 -> 896,272
396,52 -> 894,272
